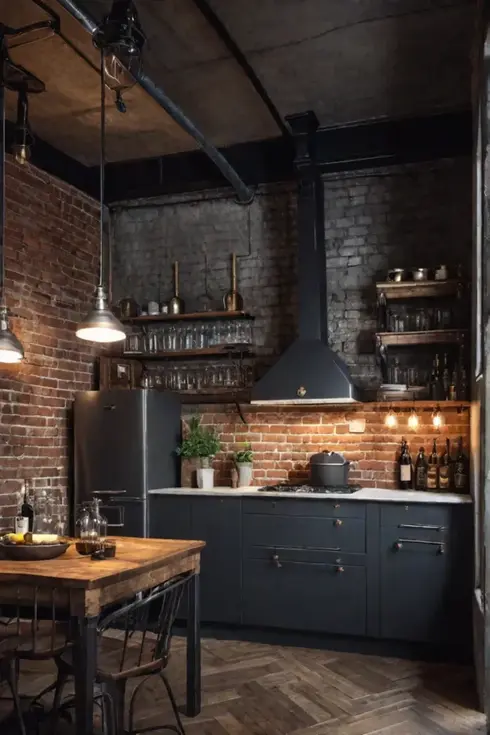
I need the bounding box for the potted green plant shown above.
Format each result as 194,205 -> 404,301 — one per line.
177,416 -> 221,489
233,443 -> 254,487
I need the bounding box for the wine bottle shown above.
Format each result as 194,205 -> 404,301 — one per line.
414,447 -> 428,491
454,436 -> 469,492
398,438 -> 412,490
431,354 -> 445,401
21,479 -> 34,532
442,353 -> 450,400
439,438 -> 452,491
427,439 -> 439,490
449,366 -> 458,401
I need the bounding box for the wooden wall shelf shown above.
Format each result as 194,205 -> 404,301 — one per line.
376,329 -> 467,347
121,310 -> 253,325
376,280 -> 461,300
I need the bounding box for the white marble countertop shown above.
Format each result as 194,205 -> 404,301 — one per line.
148,487 -> 472,504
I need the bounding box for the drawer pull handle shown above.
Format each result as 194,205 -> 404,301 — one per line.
394,539 -> 445,553
398,523 -> 445,532
334,519 -> 343,527
336,566 -> 345,574
334,504 -> 341,509
272,553 -> 282,568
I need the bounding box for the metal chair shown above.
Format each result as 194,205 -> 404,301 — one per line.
52,572 -> 192,735
0,587 -> 73,735
0,631 -> 25,735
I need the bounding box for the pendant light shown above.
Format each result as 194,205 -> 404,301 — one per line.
76,50 -> 125,344
0,64 -> 24,363
12,87 -> 33,166
92,0 -> 146,113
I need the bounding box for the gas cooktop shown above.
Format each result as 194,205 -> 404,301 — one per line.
257,484 -> 361,494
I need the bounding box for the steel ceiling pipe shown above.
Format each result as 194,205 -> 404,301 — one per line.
54,0 -> 254,204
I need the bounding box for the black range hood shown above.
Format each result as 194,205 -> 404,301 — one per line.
251,112 -> 360,405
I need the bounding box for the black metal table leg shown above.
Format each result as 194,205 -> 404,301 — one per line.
73,614 -> 98,735
186,573 -> 201,717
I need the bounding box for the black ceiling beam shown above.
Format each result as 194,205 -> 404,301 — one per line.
191,0 -> 289,139
5,120 -> 98,197
101,110 -> 472,203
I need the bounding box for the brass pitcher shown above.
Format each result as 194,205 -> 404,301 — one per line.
168,261 -> 185,315
223,253 -> 243,312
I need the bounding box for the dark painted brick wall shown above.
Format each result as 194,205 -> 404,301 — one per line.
112,156 -> 471,388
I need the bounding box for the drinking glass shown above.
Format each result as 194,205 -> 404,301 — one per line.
33,489 -> 55,534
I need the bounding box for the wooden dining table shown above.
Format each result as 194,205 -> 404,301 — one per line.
0,536 -> 205,735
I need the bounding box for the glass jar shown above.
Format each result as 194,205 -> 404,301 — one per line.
33,489 -> 55,535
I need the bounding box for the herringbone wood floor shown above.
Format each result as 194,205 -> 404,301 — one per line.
1,634 -> 486,734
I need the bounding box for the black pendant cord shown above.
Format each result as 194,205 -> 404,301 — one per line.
99,47 -> 105,288
0,78 -> 5,308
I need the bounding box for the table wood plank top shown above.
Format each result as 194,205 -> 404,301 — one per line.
0,537 -> 205,590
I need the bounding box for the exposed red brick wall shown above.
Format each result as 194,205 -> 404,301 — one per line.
0,158 -> 99,530
188,404 -> 471,489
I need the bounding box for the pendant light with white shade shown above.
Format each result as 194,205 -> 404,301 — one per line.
0,68 -> 24,364
76,49 -> 125,344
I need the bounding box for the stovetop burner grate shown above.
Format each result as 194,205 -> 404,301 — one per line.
257,484 -> 361,494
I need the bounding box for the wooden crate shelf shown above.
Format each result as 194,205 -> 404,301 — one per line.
376,280 -> 461,300
376,329 -> 467,347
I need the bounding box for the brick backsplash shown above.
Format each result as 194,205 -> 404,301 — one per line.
183,404 -> 471,489
0,157 -> 99,530
112,156 -> 471,389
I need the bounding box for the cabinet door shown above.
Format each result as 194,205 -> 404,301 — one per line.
242,557 -> 366,635
150,496 -> 192,621
150,496 -> 192,540
380,527 -> 452,643
190,497 -> 241,624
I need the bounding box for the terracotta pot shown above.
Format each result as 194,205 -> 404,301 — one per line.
181,458 -> 199,488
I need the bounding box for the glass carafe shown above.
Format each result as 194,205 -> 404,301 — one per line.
75,499 -> 107,556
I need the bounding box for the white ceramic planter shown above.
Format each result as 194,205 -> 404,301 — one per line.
197,467 -> 215,490
237,463 -> 253,487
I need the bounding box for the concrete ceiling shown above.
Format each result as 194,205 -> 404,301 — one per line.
0,0 -> 476,165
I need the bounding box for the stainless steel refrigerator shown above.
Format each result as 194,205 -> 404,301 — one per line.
74,390 -> 181,538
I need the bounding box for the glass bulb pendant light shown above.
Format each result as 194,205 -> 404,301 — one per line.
12,88 -> 33,166
76,49 -> 125,345
0,46 -> 24,364
92,0 -> 146,113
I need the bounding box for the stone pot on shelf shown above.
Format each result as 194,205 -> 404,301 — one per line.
196,456 -> 215,490
237,462 -> 253,487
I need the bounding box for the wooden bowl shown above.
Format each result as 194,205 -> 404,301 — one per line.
0,542 -> 70,561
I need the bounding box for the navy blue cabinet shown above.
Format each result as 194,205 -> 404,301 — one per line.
190,497 -> 242,624
150,493 -> 471,652
378,504 -> 472,648
150,494 -> 241,624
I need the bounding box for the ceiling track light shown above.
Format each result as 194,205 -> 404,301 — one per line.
76,48 -> 125,345
92,0 -> 146,112
0,35 -> 24,364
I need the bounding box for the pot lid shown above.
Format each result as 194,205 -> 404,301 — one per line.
310,451 -> 348,465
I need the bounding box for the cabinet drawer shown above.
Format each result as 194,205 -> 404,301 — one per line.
243,513 -> 366,553
246,544 -> 367,567
242,558 -> 366,635
243,497 -> 365,519
380,503 -> 451,531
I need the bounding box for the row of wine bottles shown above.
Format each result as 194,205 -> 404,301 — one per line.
398,437 -> 468,492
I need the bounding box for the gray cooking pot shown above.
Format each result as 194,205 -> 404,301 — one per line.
309,451 -> 351,486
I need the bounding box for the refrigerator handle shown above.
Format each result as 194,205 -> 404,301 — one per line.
93,490 -> 127,495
